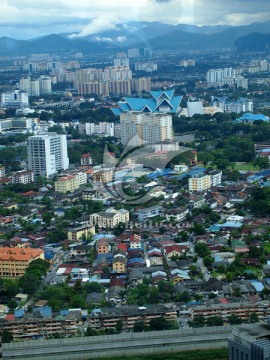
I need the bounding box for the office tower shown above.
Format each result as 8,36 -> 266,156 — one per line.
120,112 -> 173,146
27,133 -> 69,178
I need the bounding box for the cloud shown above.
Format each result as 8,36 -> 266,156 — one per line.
0,0 -> 270,39
69,15 -> 120,38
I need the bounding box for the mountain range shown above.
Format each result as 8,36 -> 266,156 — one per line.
0,21 -> 270,55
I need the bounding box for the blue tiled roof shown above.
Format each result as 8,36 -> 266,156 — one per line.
111,90 -> 182,115
237,113 -> 269,122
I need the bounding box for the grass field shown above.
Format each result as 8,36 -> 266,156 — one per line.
232,163 -> 257,171
264,241 -> 270,253
96,348 -> 229,360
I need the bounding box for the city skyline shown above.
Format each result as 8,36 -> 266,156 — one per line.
0,0 -> 270,40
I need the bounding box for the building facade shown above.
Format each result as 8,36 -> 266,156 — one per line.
0,247 -> 44,278
90,208 -> 129,228
12,170 -> 34,184
120,112 -> 173,146
27,133 -> 69,178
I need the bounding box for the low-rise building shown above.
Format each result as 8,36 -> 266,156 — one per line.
80,153 -> 93,166
89,305 -> 177,331
90,208 -> 129,229
188,174 -> 211,192
67,225 -> 95,241
0,247 -> 44,278
55,175 -> 79,193
93,170 -> 113,184
12,170 -> 34,184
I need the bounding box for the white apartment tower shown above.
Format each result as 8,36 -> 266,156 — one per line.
120,112 -> 173,146
27,133 -> 69,178
39,76 -> 52,94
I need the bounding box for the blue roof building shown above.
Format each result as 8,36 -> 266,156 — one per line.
111,90 -> 182,115
236,113 -> 269,123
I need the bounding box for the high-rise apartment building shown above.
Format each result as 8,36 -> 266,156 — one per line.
120,112 -> 173,146
27,133 -> 69,178
39,76 -> 52,94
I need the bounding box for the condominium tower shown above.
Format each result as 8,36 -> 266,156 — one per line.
27,133 -> 69,178
120,112 -> 173,146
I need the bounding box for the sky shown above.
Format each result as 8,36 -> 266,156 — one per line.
0,0 -> 270,39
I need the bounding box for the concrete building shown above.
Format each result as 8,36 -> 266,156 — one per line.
39,76 -> 52,94
90,208 -> 129,228
80,153 -> 93,166
0,165 -> 5,178
93,170 -> 113,184
89,305 -> 177,331
78,122 -> 115,137
55,175 -> 79,193
120,112 -> 173,146
188,174 -> 211,192
135,62 -> 157,71
12,170 -> 34,184
229,323 -> 270,360
67,225 -> 95,241
211,96 -> 253,114
27,133 -> 69,178
208,170 -> 222,186
0,247 -> 44,278
131,77 -> 151,93
1,90 -> 29,108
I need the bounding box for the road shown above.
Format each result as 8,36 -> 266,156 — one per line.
2,327 -> 232,359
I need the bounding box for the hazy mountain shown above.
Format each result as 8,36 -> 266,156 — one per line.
235,32 -> 270,52
0,34 -> 116,56
72,21 -> 232,46
0,21 -> 270,55
136,21 -> 270,50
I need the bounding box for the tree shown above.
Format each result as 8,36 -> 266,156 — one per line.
7,299 -> 17,311
249,312 -> 259,323
203,256 -> 214,268
192,223 -> 205,235
113,222 -> 126,236
194,243 -> 210,257
133,321 -> 146,332
149,317 -> 170,331
115,320 -> 123,333
188,315 -> 205,328
206,316 -> 224,327
228,314 -> 242,325
1,330 -> 13,343
253,156 -> 269,171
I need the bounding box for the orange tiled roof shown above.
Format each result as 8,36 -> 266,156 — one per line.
0,247 -> 43,262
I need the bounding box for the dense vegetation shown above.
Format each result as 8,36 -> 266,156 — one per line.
89,348 -> 228,360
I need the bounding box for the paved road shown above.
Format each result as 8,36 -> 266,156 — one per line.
2,330 -> 231,359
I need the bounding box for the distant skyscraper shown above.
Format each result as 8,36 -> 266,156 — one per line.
27,133 -> 69,178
